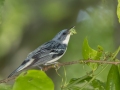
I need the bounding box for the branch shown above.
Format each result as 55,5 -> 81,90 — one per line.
0,59 -> 120,83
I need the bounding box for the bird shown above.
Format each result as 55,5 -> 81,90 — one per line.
8,27 -> 75,78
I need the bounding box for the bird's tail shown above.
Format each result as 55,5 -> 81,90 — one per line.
8,65 -> 26,78
8,59 -> 35,78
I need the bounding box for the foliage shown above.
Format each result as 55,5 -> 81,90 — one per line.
64,76 -> 105,90
13,70 -> 54,90
0,38 -> 119,90
106,65 -> 120,90
61,39 -> 120,90
82,38 -> 103,71
0,0 -> 120,90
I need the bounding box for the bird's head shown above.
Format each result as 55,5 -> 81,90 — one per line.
52,27 -> 76,45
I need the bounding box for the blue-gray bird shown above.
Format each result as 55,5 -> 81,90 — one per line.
8,27 -> 75,78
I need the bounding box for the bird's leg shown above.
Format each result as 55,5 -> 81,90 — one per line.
45,62 -> 61,70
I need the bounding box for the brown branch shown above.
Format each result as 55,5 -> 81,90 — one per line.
0,59 -> 120,84
0,75 -> 17,83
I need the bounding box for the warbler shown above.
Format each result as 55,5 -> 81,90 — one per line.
8,27 -> 76,78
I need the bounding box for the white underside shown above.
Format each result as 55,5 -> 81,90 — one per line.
45,48 -> 67,65
61,34 -> 70,44
44,55 -> 62,65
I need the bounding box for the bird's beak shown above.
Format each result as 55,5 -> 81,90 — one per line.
67,26 -> 76,35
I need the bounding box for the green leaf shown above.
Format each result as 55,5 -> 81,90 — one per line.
0,84 -> 12,90
13,70 -> 54,90
82,38 -> 97,60
91,79 -> 105,90
82,38 -> 103,71
106,65 -> 120,90
65,76 -> 105,90
117,0 -> 120,23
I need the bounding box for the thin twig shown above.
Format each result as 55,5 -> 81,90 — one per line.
0,59 -> 120,83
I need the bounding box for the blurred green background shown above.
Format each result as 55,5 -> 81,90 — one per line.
0,0 -> 120,89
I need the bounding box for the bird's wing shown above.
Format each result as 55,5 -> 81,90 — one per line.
8,41 -> 66,78
31,40 -> 67,66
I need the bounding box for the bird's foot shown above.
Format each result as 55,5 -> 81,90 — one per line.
44,62 -> 61,70
53,62 -> 61,70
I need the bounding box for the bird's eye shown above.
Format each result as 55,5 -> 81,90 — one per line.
63,32 -> 66,35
